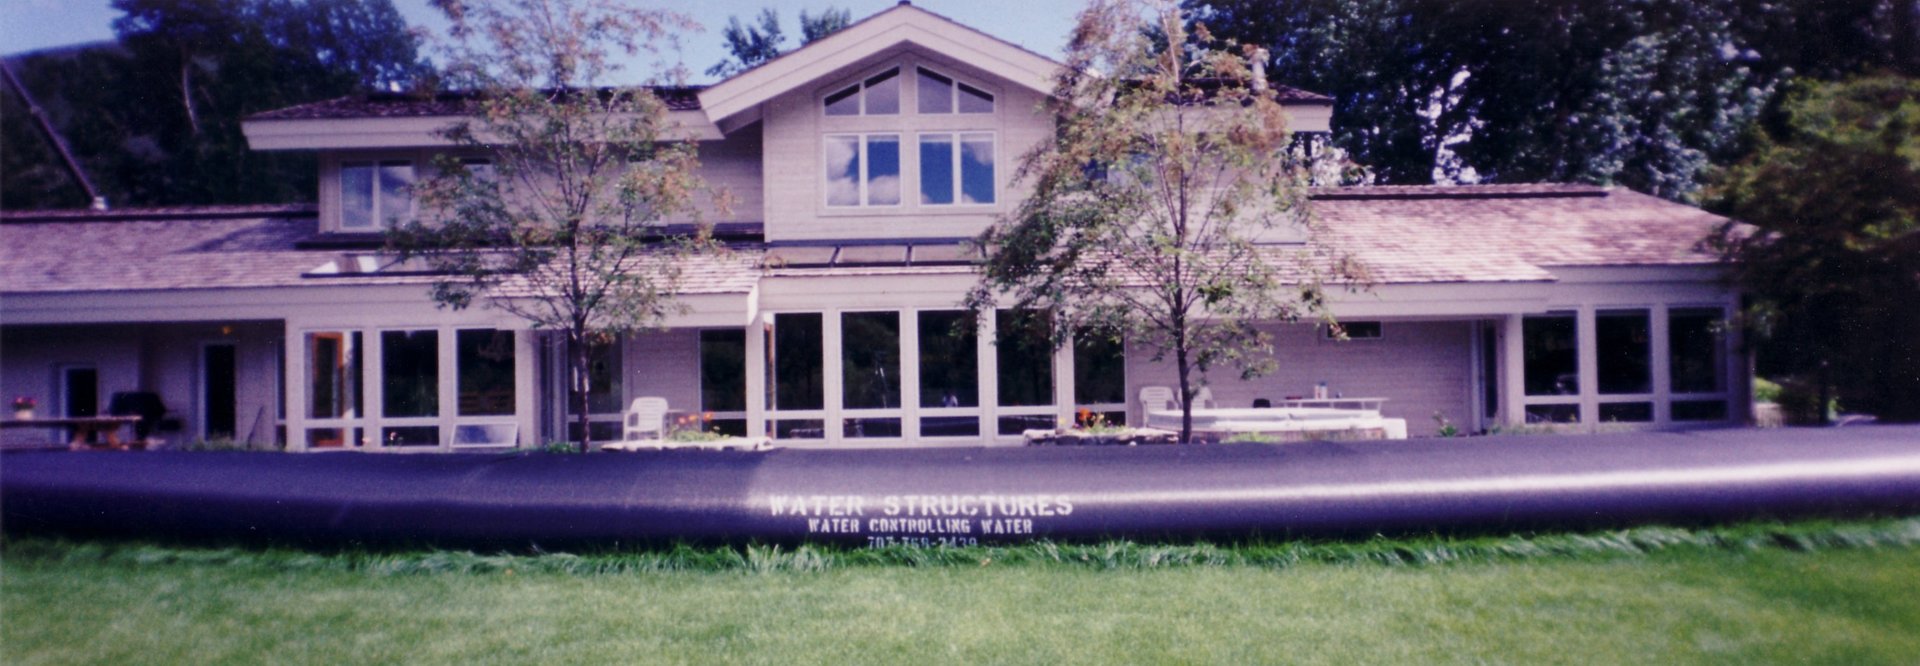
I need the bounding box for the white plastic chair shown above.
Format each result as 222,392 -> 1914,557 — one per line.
1139,386 -> 1175,427
623,397 -> 669,442
1191,386 -> 1217,410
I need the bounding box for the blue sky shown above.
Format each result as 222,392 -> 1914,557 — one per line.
0,0 -> 1076,84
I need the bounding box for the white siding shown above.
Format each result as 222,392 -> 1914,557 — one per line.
624,328 -> 702,414
1124,321 -> 1475,437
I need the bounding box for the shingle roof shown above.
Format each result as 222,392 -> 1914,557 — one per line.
0,185 -> 1730,297
0,205 -> 760,295
248,87 -> 706,121
1309,184 -> 1729,284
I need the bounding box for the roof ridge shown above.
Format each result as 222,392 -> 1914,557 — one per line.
1310,183 -> 1610,201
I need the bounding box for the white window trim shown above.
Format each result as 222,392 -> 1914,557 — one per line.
916,131 -> 998,207
822,133 -> 903,208
915,65 -> 997,115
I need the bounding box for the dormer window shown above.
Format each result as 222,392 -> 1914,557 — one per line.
340,160 -> 414,230
917,67 -> 993,114
824,68 -> 900,116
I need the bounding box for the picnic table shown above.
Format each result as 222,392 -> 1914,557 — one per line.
1,416 -> 145,450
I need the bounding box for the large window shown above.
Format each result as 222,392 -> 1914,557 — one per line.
842,312 -> 901,410
772,313 -> 825,412
919,311 -> 980,438
1670,308 -> 1729,422
1596,310 -> 1651,395
1523,313 -> 1579,397
919,133 -> 994,205
825,134 -> 901,207
700,329 -> 748,436
381,330 -> 439,446
916,67 -> 994,114
457,330 -> 515,416
824,68 -> 900,116
340,160 -> 413,230
996,310 -> 1055,435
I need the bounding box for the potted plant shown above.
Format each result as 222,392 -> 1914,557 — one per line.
12,396 -> 37,420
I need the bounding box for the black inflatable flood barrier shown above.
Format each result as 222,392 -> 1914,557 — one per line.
6,428 -> 1920,549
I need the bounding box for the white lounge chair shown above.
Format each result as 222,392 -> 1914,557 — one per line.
623,397 -> 669,442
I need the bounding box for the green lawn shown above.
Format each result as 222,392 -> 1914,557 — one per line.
6,524 -> 1920,665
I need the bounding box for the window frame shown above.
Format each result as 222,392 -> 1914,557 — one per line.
917,131 -> 997,207
915,65 -> 996,115
336,158 -> 417,232
822,133 -> 903,208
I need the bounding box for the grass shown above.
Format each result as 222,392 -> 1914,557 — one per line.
6,518 -> 1920,664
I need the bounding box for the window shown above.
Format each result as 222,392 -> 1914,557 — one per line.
700,329 -> 748,437
825,134 -> 901,207
1074,332 -> 1127,427
456,329 -> 515,416
824,68 -> 900,116
1523,313 -> 1578,396
1596,310 -> 1651,394
564,337 -> 623,443
919,133 -> 994,205
996,310 -> 1054,408
381,330 -> 439,419
842,312 -> 901,410
307,332 -> 362,421
1325,321 -> 1382,340
919,311 -> 979,409
1669,309 -> 1725,394
340,160 -> 413,230
772,313 -> 824,411
916,67 -> 993,114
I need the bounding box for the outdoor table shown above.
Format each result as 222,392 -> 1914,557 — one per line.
1273,397 -> 1389,412
1,416 -> 145,450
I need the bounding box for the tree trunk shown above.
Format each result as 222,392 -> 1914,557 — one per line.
1176,335 -> 1194,445
571,330 -> 593,453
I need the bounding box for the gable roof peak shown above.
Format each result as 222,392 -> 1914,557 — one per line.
696,2 -> 1061,124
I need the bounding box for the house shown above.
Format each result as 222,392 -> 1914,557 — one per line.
0,3 -> 1747,450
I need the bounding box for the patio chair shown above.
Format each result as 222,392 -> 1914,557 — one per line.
1139,386 -> 1175,427
623,397 -> 670,442
1191,386 -> 1218,410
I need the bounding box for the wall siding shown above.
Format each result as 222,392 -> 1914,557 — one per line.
1124,320 -> 1475,437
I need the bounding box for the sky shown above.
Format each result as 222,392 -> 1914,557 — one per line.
0,0 -> 1077,84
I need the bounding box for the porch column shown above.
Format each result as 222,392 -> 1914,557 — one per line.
1500,314 -> 1526,427
284,324 -> 308,451
745,315 -> 767,438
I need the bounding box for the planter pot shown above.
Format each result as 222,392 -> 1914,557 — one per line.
12,408 -> 32,420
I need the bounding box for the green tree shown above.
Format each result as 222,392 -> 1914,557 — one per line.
798,7 -> 853,44
394,0 -> 722,451
968,0 -> 1356,444
706,6 -> 850,79
1186,0 -> 1776,201
1708,75 -> 1920,422
2,0 -> 429,209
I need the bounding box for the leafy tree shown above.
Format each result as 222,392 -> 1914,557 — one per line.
2,0 -> 429,209
706,8 -> 784,78
799,7 -> 853,44
1185,0 -> 1776,201
1708,75 -> 1920,422
706,6 -> 851,79
394,0 -> 722,451
969,0 -> 1355,444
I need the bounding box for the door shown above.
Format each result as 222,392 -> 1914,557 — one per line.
204,344 -> 237,441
